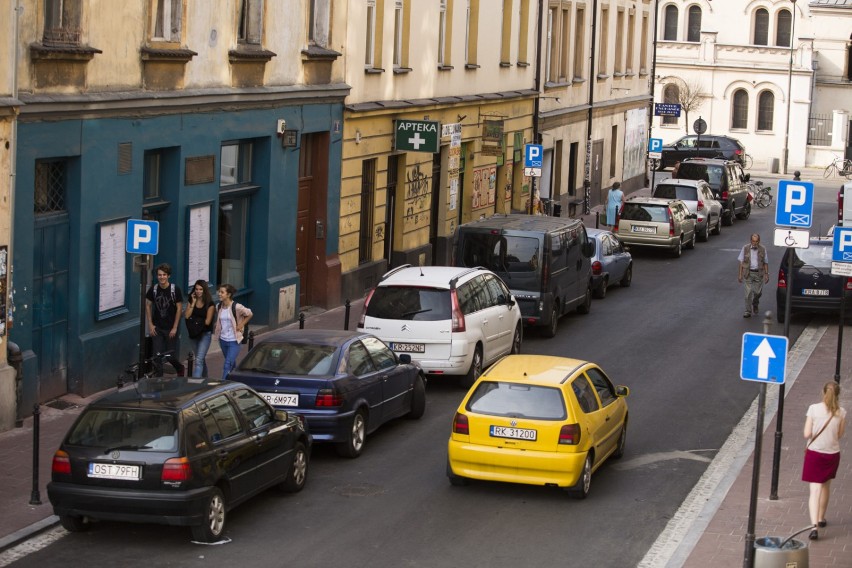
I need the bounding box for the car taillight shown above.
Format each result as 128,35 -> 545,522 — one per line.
452,412 -> 469,435
451,290 -> 466,332
357,288 -> 376,329
614,206 -> 622,232
734,149 -> 743,156
668,210 -> 675,237
846,277 -> 852,291
722,191 -> 729,200
777,268 -> 787,288
839,190 -> 844,226
52,450 -> 71,475
592,261 -> 603,275
162,457 -> 192,482
558,424 -> 581,445
316,389 -> 343,407
697,200 -> 704,211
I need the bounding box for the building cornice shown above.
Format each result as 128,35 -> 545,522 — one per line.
345,89 -> 539,113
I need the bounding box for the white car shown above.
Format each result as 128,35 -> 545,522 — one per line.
358,266 -> 522,387
652,178 -> 723,241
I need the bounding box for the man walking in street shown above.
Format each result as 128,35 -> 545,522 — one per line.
737,233 -> 770,318
145,263 -> 186,376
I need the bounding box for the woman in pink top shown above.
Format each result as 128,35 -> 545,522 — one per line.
802,382 -> 846,540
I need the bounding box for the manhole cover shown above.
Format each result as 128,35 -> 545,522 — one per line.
331,483 -> 385,497
45,399 -> 79,410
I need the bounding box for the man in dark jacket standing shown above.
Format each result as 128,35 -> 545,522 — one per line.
145,263 -> 186,375
737,233 -> 770,318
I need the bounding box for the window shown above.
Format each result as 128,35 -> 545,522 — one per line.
757,91 -> 775,131
219,142 -> 254,290
662,84 -> 679,125
573,7 -> 585,80
359,159 -> 376,264
392,0 -> 404,68
663,4 -> 678,41
34,159 -> 67,215
501,0 -> 512,64
614,9 -> 624,74
610,125 -> 617,177
348,341 -> 376,377
586,368 -> 617,407
201,395 -> 243,441
232,389 -> 273,429
308,0 -> 331,47
754,8 -> 768,46
518,0 -> 530,64
361,336 -> 397,371
152,0 -> 182,42
598,5 -> 609,75
143,151 -> 162,200
43,0 -> 82,46
687,5 -> 701,42
545,7 -> 555,81
639,12 -> 648,73
626,11 -> 635,74
438,0 -> 448,65
465,0 -> 480,66
237,0 -> 263,45
571,376 -> 600,413
732,89 -> 749,130
365,0 -> 377,67
775,9 -> 792,48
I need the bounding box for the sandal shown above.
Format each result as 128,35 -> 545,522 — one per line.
818,520 -> 827,528
809,528 -> 819,540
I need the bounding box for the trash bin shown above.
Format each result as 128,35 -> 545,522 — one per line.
754,536 -> 808,568
768,157 -> 780,174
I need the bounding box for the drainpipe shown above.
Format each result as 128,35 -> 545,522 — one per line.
583,0 -> 599,215
530,0 -> 544,214
9,0 -> 21,334
647,0 -> 660,189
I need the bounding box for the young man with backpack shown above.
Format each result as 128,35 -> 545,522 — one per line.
145,263 -> 186,376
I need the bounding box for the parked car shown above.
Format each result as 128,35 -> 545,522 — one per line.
776,236 -> 852,323
446,354 -> 629,498
586,228 -> 633,298
673,158 -> 751,225
359,265 -> 522,387
615,197 -> 697,257
652,178 -> 722,241
454,214 -> 594,338
652,134 -> 746,170
47,377 -> 311,542
228,329 -> 426,458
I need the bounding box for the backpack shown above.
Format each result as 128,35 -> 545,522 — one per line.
231,302 -> 249,344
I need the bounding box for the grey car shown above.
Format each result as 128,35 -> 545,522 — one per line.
586,228 -> 633,299
615,197 -> 698,258
652,179 -> 722,241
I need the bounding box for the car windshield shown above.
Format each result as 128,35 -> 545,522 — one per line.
620,203 -> 668,223
239,342 -> 338,375
466,381 -> 567,420
654,184 -> 697,201
366,286 -> 452,320
459,234 -> 540,273
66,409 -> 177,451
791,244 -> 833,268
676,163 -> 723,187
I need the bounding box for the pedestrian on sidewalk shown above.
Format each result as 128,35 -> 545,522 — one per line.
605,182 -> 623,229
184,279 -> 215,377
736,233 -> 769,318
214,283 -> 253,379
145,263 -> 186,376
802,381 -> 847,541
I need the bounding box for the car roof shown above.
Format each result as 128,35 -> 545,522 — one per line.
459,213 -> 584,232
657,178 -> 706,188
378,265 -> 484,288
585,227 -> 613,238
679,157 -> 734,166
483,355 -> 591,386
624,196 -> 680,206
259,328 -> 369,346
89,378 -> 243,411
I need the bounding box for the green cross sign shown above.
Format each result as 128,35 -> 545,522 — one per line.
394,119 -> 440,153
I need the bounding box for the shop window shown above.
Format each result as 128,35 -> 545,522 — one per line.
218,142 -> 254,290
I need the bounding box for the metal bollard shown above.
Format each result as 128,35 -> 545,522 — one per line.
299,312 -> 305,329
8,341 -> 23,428
248,330 -> 255,350
186,351 -> 194,376
344,299 -> 351,330
30,404 -> 42,505
595,211 -> 600,228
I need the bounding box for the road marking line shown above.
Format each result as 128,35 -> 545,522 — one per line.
0,526 -> 67,567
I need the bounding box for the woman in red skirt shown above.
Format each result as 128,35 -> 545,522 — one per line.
802,382 -> 847,540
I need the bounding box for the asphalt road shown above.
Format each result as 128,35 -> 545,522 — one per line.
5,177 -> 839,567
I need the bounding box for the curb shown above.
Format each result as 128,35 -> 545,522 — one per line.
0,516 -> 59,555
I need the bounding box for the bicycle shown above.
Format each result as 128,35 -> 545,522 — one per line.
741,153 -> 753,169
118,350 -> 180,387
748,181 -> 773,208
823,156 -> 852,179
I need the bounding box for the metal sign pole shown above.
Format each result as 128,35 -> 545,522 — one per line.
137,255 -> 149,381
836,289 -> 844,384
769,246 -> 794,499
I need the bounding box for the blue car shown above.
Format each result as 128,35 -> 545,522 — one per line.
227,329 -> 426,458
587,228 -> 633,299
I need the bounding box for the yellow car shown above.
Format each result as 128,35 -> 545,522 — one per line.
447,355 -> 629,498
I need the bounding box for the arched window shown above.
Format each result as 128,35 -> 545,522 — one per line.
757,91 -> 775,131
663,83 -> 680,125
754,8 -> 768,46
687,6 -> 702,42
848,33 -> 852,81
776,9 -> 792,47
732,89 -> 749,130
663,5 -> 678,41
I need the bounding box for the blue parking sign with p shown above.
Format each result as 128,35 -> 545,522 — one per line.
524,144 -> 543,168
833,226 -> 852,262
775,180 -> 814,228
126,219 -> 159,255
648,138 -> 663,153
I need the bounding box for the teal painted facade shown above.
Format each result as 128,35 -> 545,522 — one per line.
13,102 -> 343,402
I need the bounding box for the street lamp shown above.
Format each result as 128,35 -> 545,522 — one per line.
781,0 -> 797,175
647,0 -> 660,189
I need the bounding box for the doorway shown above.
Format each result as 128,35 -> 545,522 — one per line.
297,133 -> 330,307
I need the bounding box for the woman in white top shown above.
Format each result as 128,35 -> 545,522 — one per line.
802,381 -> 846,540
213,283 -> 253,379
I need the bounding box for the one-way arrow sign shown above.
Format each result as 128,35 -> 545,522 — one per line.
740,333 -> 788,384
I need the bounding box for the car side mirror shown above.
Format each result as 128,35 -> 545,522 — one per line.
689,213 -> 698,220
615,385 -> 630,397
274,410 -> 289,422
398,353 -> 412,364
582,239 -> 594,258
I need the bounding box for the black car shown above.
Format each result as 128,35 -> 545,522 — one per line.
652,134 -> 746,170
673,158 -> 751,226
48,378 -> 311,542
776,237 -> 852,323
227,329 -> 426,458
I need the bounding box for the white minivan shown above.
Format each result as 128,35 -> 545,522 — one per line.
358,266 -> 522,387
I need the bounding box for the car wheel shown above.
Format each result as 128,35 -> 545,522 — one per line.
447,460 -> 469,486
777,305 -> 786,324
460,346 -> 483,388
698,224 -> 709,242
723,206 -> 734,226
737,201 -> 751,220
191,487 -> 226,543
280,441 -> 308,493
672,239 -> 682,258
570,454 -> 593,499
407,375 -> 427,419
510,324 -> 522,355
613,422 -> 628,459
620,265 -> 632,287
712,216 -> 722,236
336,409 -> 367,458
686,230 -> 696,250
577,284 -> 592,314
542,302 -> 559,338
593,278 -> 607,299
59,515 -> 89,533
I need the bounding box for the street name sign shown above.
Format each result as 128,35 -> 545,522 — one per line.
395,119 -> 440,153
773,228 -> 810,249
524,144 -> 543,168
775,180 -> 814,228
740,332 -> 788,384
126,219 -> 159,255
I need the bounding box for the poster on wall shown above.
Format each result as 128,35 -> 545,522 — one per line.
187,204 -> 212,287
0,245 -> 7,336
623,108 -> 648,182
487,167 -> 496,205
472,170 -> 482,209
97,220 -> 127,318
